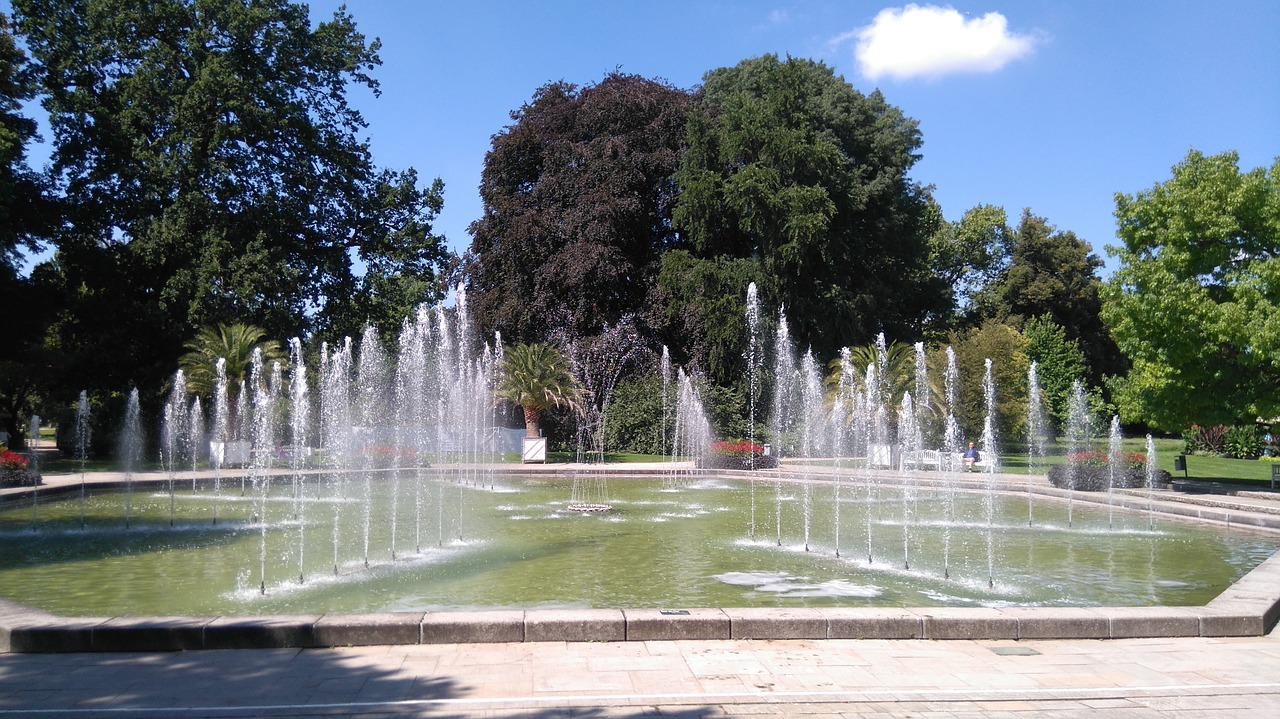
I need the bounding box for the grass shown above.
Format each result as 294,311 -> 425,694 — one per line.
23,436 -> 1279,489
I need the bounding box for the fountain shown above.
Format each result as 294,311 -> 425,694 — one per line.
0,290 -> 1277,636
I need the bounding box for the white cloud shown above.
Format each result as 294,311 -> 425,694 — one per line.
852,5 -> 1037,81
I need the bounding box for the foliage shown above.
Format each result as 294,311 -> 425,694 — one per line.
927,203 -> 1012,332
674,54 -> 945,366
494,343 -> 583,438
1067,450 -> 1146,469
699,439 -> 777,470
1102,149 -> 1280,430
947,321 -> 1029,443
1022,315 -> 1086,429
0,13 -> 57,451
1182,424 -> 1228,454
178,324 -> 285,398
602,375 -> 666,455
0,449 -> 28,471
1047,463 -> 1167,491
466,72 -> 691,343
1223,425 -> 1263,460
973,210 -> 1122,384
12,0 -> 450,401
826,340 -> 941,438
709,440 -> 764,458
654,251 -> 760,386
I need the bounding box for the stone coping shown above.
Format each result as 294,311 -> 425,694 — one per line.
2,547 -> 1278,653
3,467 -> 1280,653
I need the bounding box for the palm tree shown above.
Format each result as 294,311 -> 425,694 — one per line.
495,343 -> 584,438
178,324 -> 286,398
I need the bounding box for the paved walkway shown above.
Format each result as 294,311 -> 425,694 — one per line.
2,630 -> 1280,717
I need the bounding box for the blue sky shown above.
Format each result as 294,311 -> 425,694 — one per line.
302,0 -> 1277,277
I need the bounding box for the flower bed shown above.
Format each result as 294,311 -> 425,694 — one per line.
697,440 -> 778,470
1047,462 -> 1170,491
0,450 -> 40,488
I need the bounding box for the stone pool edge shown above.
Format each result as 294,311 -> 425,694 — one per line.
3,549 -> 1278,653
5,468 -> 1280,652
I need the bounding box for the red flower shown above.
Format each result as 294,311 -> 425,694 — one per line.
709,440 -> 764,458
0,450 -> 30,472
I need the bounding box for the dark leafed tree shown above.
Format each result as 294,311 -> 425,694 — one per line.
0,13 -> 56,450
465,72 -> 691,343
12,0 -> 451,398
671,54 -> 946,371
972,209 -> 1123,386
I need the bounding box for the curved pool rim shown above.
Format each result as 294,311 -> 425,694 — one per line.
2,465 -> 1279,653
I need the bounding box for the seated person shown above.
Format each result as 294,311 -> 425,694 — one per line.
962,442 -> 980,470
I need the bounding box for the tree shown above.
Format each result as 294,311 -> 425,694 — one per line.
1022,315 -> 1086,428
947,321 -> 1029,444
0,13 -> 55,450
927,203 -> 1012,333
974,210 -> 1121,385
495,343 -> 583,438
1102,150 -> 1280,431
673,54 -> 946,366
654,251 -> 760,386
177,323 -> 285,399
466,72 -> 691,343
12,0 -> 450,398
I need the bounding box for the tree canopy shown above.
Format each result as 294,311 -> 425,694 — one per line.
671,54 -> 946,368
466,72 -> 691,343
12,0 -> 450,397
1102,149 -> 1280,431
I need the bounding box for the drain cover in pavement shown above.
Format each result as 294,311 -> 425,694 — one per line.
990,646 -> 1041,656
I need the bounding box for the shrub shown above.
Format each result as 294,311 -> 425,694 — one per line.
0,450 -> 39,488
1047,462 -> 1169,491
1223,425 -> 1263,459
1183,424 -> 1228,454
0,450 -> 28,472
1067,450 -> 1146,469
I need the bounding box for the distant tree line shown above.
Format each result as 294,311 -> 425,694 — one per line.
1,2 -> 1275,454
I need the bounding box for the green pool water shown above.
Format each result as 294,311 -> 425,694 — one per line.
0,473 -> 1275,616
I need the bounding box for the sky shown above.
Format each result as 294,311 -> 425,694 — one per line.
12,1 -> 1280,278
297,0 -> 1277,277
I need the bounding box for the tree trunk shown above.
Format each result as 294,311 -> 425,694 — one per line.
523,405 -> 542,438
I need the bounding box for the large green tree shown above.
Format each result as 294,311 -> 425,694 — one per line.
13,0 -> 450,398
466,72 -> 691,343
1102,149 -> 1280,431
926,203 -> 1012,333
0,13 -> 56,450
671,54 -> 945,370
978,210 -> 1121,384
